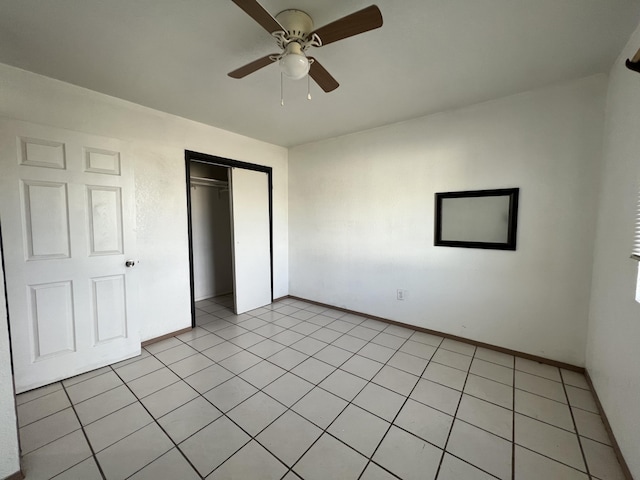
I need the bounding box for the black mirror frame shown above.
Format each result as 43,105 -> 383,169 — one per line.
434,188 -> 519,250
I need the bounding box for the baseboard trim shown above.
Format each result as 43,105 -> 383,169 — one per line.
273,295 -> 289,303
141,327 -> 193,347
583,371 -> 633,480
3,470 -> 24,480
286,295 -> 584,373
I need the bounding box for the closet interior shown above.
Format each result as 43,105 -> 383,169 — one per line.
189,161 -> 233,302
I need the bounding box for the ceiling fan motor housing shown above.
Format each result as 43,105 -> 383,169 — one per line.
275,10 -> 314,40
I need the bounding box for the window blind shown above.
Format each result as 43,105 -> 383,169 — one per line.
633,187 -> 640,261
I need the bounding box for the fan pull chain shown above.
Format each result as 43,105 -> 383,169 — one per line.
280,72 -> 313,105
280,72 -> 284,106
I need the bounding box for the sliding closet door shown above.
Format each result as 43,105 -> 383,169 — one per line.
229,168 -> 271,314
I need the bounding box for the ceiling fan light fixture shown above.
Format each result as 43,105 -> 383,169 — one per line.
279,41 -> 310,80
280,52 -> 309,79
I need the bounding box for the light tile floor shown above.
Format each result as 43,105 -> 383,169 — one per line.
16,295 -> 626,480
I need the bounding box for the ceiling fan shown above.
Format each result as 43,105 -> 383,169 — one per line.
228,0 -> 383,93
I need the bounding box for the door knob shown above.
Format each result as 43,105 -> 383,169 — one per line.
125,260 -> 136,268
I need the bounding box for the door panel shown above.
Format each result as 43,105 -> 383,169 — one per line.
87,186 -> 123,255
29,281 -> 75,358
92,275 -> 127,343
22,180 -> 71,259
229,168 -> 271,314
20,137 -> 66,169
84,148 -> 121,175
0,119 -> 139,392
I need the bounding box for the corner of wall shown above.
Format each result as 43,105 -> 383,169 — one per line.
584,19 -> 640,478
0,248 -> 21,478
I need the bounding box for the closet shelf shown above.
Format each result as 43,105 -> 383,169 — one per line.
190,176 -> 229,190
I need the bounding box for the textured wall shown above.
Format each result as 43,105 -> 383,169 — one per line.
0,62 -> 288,342
586,21 -> 640,477
0,249 -> 20,478
289,75 -> 606,366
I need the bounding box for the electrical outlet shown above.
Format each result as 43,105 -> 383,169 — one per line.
397,289 -> 409,301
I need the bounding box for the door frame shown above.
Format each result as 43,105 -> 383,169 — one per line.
184,150 -> 274,326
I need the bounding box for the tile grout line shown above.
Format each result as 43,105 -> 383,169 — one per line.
204,299 -> 423,351
269,301 -> 587,386
207,310 -> 444,392
191,300 -> 512,479
183,306 -> 360,381
433,345 -> 478,479
328,334 -> 429,478
188,346 -> 353,477
196,298 -> 607,479
179,313 -> 340,385
285,330 -> 415,480
20,297 -> 605,480
141,309 -> 367,479
560,371 -> 592,479
191,302 -> 406,388
412,370 -> 599,438
71,392 -> 150,434
511,352 -> 516,480
147,350 -> 297,479
510,408 -> 589,436
26,304 -> 436,476
367,346 -> 505,479
19,388 -> 128,476
107,364 -> 206,480
75,368 -> 157,397
205,298 -> 591,479
356,335 -> 445,480
514,444 -> 595,476
116,342 -> 301,479
14,384 -> 65,407
202,310 -> 359,358
59,382 -> 108,480
272,322 -> 405,478
17,390 -> 116,430
510,370 -> 595,477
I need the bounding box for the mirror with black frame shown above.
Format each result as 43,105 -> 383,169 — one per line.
434,188 -> 519,250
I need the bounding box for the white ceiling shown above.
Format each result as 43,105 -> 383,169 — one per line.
0,1 -> 638,147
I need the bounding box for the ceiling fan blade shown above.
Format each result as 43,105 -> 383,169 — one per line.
311,5 -> 383,47
228,54 -> 278,79
230,0 -> 284,34
308,58 -> 339,92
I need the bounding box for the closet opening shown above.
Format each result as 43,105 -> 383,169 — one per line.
189,162 -> 233,303
185,151 -> 273,327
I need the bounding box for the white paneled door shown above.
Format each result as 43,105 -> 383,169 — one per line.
0,119 -> 139,393
229,168 -> 271,314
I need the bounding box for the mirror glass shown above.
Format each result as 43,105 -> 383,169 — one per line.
440,195 -> 510,243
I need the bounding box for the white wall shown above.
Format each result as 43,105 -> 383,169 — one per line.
586,23 -> 640,477
289,75 -> 606,366
0,63 -> 288,342
0,249 -> 20,479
